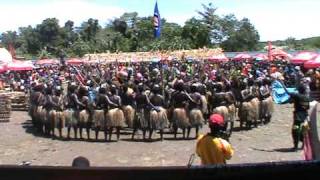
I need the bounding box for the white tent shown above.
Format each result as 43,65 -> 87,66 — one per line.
0,48 -> 13,64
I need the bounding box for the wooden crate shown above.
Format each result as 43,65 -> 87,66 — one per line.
0,93 -> 11,122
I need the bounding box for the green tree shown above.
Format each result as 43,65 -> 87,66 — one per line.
135,16 -> 154,51
197,3 -> 222,43
37,18 -> 62,51
17,26 -> 41,55
0,31 -> 20,49
60,20 -> 78,49
71,38 -> 91,57
221,18 -> 260,51
182,18 -> 210,48
198,3 -> 260,51
79,18 -> 101,42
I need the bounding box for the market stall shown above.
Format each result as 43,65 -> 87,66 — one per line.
270,49 -> 292,60
0,48 -> 13,64
290,51 -> 318,65
36,59 -> 60,66
7,60 -> 34,71
254,53 -> 269,61
66,58 -> 84,65
233,53 -> 252,61
304,54 -> 320,69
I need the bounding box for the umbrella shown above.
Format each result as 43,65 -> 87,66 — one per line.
0,65 -> 7,73
7,60 -> 34,71
0,48 -> 13,64
304,54 -> 320,69
208,54 -> 229,62
36,59 -> 60,65
254,54 -> 268,61
233,53 -> 252,61
290,51 -> 318,65
66,58 -> 84,65
270,49 -> 292,60
84,59 -> 100,64
151,57 -> 160,63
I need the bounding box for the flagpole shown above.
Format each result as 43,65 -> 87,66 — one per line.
153,1 -> 165,99
268,41 -> 272,61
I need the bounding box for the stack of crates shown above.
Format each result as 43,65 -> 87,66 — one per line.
0,93 -> 11,122
10,91 -> 29,111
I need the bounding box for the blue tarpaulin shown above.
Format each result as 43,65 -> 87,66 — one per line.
272,80 -> 297,104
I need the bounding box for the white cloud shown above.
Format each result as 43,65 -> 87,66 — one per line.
216,1 -> 320,41
0,0 -> 125,33
165,14 -> 191,25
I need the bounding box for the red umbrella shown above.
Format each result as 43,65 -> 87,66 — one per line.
7,60 -> 34,71
270,49 -> 292,60
254,54 -> 268,61
304,54 -> 320,69
66,58 -> 84,65
0,65 -> 7,73
290,51 -> 318,65
233,53 -> 252,61
36,59 -> 59,65
208,54 -> 229,63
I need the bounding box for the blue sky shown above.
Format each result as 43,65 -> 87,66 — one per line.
0,0 -> 319,41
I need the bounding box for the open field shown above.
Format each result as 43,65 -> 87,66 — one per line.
0,104 -> 302,167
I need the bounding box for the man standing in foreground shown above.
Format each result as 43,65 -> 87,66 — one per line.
196,114 -> 234,165
281,82 -> 310,151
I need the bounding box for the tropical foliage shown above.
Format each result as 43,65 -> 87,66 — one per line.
0,3 -> 261,58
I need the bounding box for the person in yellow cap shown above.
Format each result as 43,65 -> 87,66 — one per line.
196,114 -> 234,165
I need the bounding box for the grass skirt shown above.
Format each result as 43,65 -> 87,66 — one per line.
38,107 -> 47,125
227,104 -> 237,123
79,110 -> 89,125
122,105 -> 135,128
250,98 -> 260,122
29,105 -> 40,124
172,108 -> 190,129
93,110 -> 105,128
134,109 -> 149,129
213,106 -> 229,123
200,95 -> 208,115
239,102 -> 254,123
64,109 -> 78,128
260,96 -> 274,118
189,108 -> 204,127
48,110 -> 65,128
106,108 -> 125,127
149,107 -> 169,130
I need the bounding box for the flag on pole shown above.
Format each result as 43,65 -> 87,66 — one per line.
73,66 -> 85,85
153,1 -> 161,38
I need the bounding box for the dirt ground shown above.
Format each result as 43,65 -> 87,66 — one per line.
0,103 -> 303,167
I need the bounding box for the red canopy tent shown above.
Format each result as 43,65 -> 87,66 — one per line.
0,65 -> 7,73
254,54 -> 269,61
7,60 -> 34,71
304,54 -> 320,69
207,54 -> 229,63
66,58 -> 84,65
270,49 -> 292,60
36,59 -> 59,65
233,53 -> 252,61
290,51 -> 318,65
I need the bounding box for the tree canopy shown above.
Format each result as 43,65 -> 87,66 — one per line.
0,3 -> 262,58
